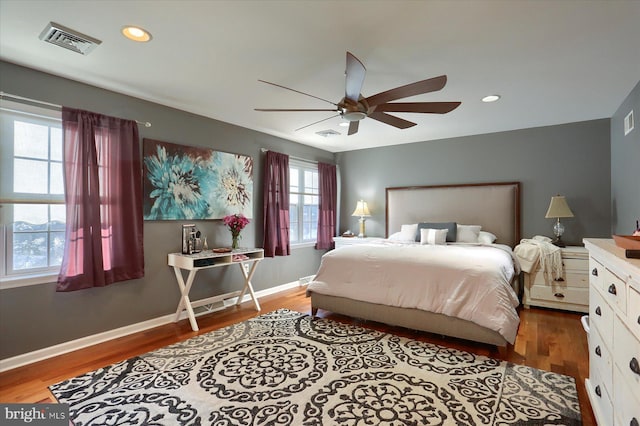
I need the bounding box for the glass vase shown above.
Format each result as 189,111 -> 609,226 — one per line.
232,234 -> 239,250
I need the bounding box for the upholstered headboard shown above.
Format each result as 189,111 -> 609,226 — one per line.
386,182 -> 521,247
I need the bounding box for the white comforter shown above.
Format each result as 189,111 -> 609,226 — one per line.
308,241 -> 521,344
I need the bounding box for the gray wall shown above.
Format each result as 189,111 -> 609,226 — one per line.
0,61 -> 335,359
336,120 -> 612,244
611,80 -> 640,234
0,58 -> 627,362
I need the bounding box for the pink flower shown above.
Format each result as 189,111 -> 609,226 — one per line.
223,214 -> 250,235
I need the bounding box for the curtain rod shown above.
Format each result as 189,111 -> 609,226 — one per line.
260,148 -> 320,165
0,92 -> 152,128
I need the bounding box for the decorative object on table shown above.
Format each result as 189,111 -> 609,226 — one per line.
50,309 -> 581,426
545,194 -> 574,247
351,200 -> 371,238
143,139 -> 253,220
212,247 -> 232,253
612,234 -> 640,259
224,213 -> 250,249
181,224 -> 200,254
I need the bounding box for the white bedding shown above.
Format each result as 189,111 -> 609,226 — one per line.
307,241 -> 521,344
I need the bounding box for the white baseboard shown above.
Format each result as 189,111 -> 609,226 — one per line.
0,280 -> 302,373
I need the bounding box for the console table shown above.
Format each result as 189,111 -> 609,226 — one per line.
167,248 -> 264,331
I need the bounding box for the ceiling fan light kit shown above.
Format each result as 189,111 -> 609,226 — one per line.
256,51 -> 461,136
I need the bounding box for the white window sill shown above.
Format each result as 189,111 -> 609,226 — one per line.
290,241 -> 317,249
0,272 -> 58,290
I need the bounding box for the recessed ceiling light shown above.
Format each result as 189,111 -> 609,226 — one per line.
121,26 -> 152,42
338,121 -> 349,127
482,95 -> 501,103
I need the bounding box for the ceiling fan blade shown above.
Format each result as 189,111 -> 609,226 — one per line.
365,75 -> 448,107
348,121 -> 359,135
255,108 -> 339,112
295,114 -> 340,132
345,52 -> 366,104
258,79 -> 338,106
368,111 -> 417,129
374,101 -> 461,114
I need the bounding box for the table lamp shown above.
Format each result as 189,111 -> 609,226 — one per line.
351,200 -> 371,238
545,195 -> 574,247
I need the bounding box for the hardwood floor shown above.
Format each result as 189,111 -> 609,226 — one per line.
0,286 -> 595,425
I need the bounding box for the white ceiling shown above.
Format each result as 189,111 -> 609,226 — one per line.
1,0 -> 639,153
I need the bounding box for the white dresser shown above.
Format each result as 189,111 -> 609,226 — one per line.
583,238 -> 640,426
523,246 -> 589,313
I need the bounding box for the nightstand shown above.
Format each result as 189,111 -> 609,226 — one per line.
523,245 -> 589,313
333,236 -> 384,249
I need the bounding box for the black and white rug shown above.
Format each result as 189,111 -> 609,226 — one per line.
50,309 -> 581,425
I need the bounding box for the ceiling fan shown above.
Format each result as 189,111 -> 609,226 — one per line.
255,51 -> 461,136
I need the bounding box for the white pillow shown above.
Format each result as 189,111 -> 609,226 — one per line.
478,231 -> 497,244
420,228 -> 448,245
387,232 -> 402,241
388,224 -> 418,242
457,224 -> 482,243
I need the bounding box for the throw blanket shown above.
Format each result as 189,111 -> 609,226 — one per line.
514,238 -> 563,282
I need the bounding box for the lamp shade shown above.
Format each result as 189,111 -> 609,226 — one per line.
545,195 -> 574,219
351,200 -> 371,217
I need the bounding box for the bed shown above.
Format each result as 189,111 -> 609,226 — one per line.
306,182 -> 522,346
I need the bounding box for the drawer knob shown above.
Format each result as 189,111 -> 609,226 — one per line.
595,306 -> 602,316
554,292 -> 565,298
608,284 -> 617,295
631,357 -> 640,375
595,385 -> 601,397
591,268 -> 598,276
554,277 -> 565,282
631,418 -> 639,426
595,346 -> 601,357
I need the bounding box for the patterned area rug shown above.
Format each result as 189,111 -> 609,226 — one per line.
50,309 -> 581,425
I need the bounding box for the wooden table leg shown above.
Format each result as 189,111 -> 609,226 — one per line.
236,260 -> 261,311
173,267 -> 199,331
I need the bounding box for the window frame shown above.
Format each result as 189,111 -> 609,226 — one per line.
0,100 -> 64,288
288,159 -> 319,247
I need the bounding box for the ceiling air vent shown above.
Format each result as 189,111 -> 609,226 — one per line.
39,22 -> 102,55
316,129 -> 341,138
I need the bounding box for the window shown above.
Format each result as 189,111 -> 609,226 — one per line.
289,159 -> 319,244
0,101 -> 64,283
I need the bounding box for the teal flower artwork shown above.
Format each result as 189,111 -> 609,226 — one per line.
142,139 -> 253,220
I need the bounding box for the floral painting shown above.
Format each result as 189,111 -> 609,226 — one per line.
142,139 -> 253,220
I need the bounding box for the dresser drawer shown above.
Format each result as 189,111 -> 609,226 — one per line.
563,257 -> 588,272
530,284 -> 588,306
613,315 -> 640,391
614,366 -> 640,426
587,372 -> 614,426
604,268 -> 627,315
590,324 -> 613,393
531,270 -> 588,288
590,257 -> 605,288
590,286 -> 614,348
629,284 -> 640,341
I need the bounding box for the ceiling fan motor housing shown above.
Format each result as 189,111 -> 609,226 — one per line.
339,97 -> 369,121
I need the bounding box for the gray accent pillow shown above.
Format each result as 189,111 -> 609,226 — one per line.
417,222 -> 457,242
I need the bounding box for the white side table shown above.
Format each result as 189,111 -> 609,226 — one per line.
522,245 -> 589,313
333,236 -> 385,249
168,248 -> 264,331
